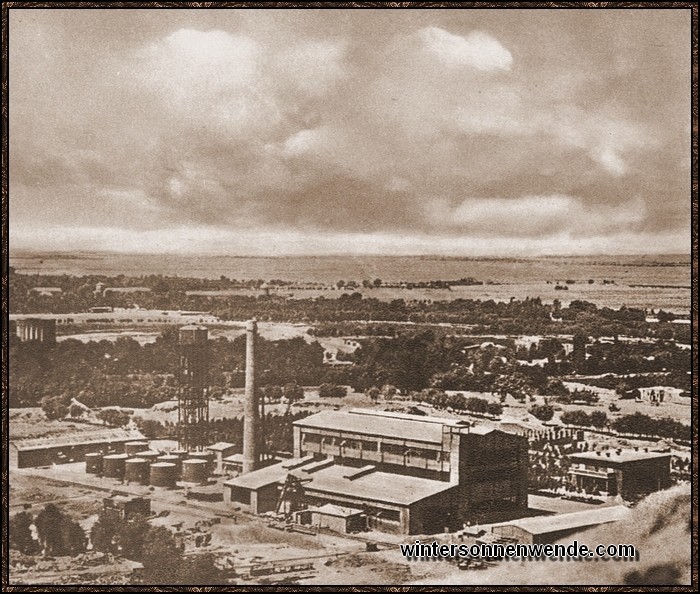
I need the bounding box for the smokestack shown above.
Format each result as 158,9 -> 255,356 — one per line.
243,319 -> 259,474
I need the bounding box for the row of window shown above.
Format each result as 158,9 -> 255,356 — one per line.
301,432 -> 449,462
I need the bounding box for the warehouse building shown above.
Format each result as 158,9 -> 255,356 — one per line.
490,505 -> 631,545
567,450 -> 672,500
224,409 -> 529,535
9,428 -> 145,468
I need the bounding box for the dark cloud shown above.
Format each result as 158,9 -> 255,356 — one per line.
8,9 -> 691,255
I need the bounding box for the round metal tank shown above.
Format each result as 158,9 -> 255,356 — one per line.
170,449 -> 189,460
85,452 -> 103,474
125,441 -> 150,456
187,451 -> 215,472
125,458 -> 149,484
103,454 -> 128,479
157,455 -> 182,476
181,459 -> 208,484
136,450 -> 160,462
149,462 -> 177,488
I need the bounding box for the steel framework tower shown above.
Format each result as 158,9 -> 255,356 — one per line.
178,325 -> 209,451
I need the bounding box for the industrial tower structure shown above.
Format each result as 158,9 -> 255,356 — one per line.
243,318 -> 259,474
178,325 -> 210,451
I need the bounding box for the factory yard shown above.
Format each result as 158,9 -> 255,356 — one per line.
9,469 -> 458,585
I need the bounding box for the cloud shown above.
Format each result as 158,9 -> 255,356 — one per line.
8,11 -> 691,256
425,195 -> 647,238
420,27 -> 513,71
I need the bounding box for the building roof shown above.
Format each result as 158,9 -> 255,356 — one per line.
104,287 -> 151,292
295,462 -> 455,506
226,457 -> 454,506
493,506 -> 630,536
207,442 -> 237,452
11,429 -> 145,452
224,458 -> 309,490
223,454 -> 245,464
294,409 -> 468,444
310,503 -> 364,517
568,450 -> 671,465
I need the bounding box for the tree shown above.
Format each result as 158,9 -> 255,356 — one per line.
180,553 -> 227,585
589,411 -> 608,428
41,395 -> 69,421
138,526 -> 183,584
90,509 -> 121,556
560,410 -> 592,427
35,504 -> 86,556
283,382 -> 304,403
117,514 -> 152,561
10,511 -> 39,555
529,403 -> 555,422
318,383 -> 347,398
97,408 -> 131,427
367,386 -> 380,402
69,403 -> 84,418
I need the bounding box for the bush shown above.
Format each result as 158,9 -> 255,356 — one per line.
318,383 -> 347,398
529,403 -> 555,422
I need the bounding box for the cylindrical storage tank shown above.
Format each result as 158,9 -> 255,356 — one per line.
181,459 -> 209,484
170,449 -> 189,460
136,450 -> 161,463
188,451 -> 215,472
125,458 -> 149,484
85,452 -> 103,474
149,462 -> 177,488
157,455 -> 182,476
103,454 -> 128,479
125,441 -> 150,456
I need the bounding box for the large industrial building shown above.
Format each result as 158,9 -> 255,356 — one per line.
9,428 -> 145,468
567,450 -> 672,500
225,408 -> 529,535
490,505 -> 631,545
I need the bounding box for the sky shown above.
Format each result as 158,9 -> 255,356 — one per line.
8,8 -> 692,256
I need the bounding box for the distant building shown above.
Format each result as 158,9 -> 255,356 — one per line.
9,428 -> 145,468
636,386 -> 688,405
103,496 -> 151,520
224,409 -> 529,534
206,442 -> 237,474
490,506 -> 630,545
15,318 -> 56,345
30,286 -> 62,297
567,450 -> 672,500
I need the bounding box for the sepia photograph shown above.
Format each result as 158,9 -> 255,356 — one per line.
4,3 -> 696,588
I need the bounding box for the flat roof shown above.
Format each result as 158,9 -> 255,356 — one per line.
294,462 -> 454,506
568,450 -> 671,465
493,506 -> 630,535
294,409 -> 465,444
207,442 -> 236,451
12,429 -> 145,451
310,503 -> 364,517
226,458 -> 454,506
225,458 -> 308,490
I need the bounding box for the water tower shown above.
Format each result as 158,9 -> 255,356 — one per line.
177,325 -> 210,451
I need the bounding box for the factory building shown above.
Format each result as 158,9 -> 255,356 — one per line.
224,409 -> 528,535
567,450 -> 672,500
9,429 -> 145,468
490,505 -> 630,545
